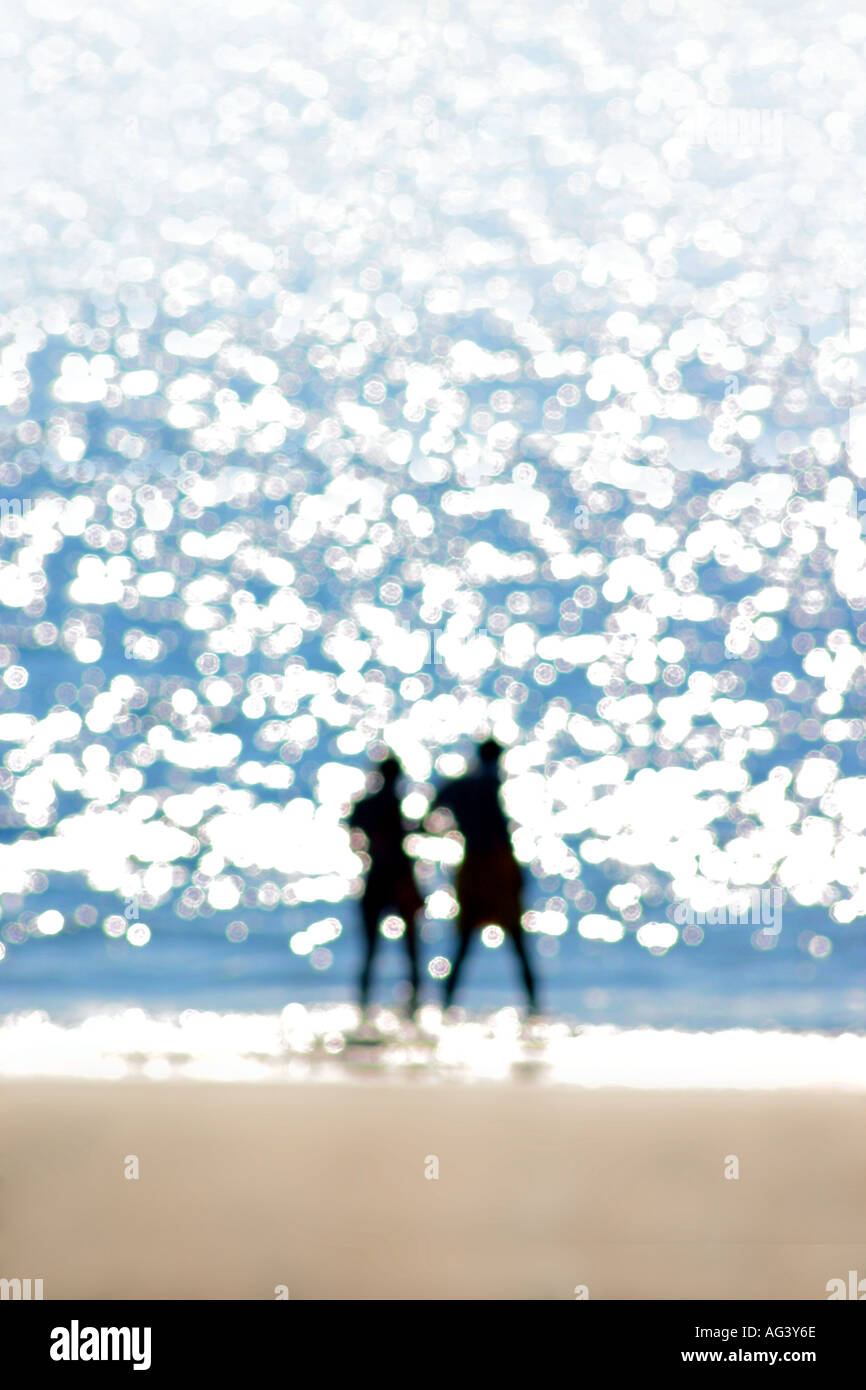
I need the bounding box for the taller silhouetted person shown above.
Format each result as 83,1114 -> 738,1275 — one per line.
349,756 -> 423,1016
432,739 -> 539,1012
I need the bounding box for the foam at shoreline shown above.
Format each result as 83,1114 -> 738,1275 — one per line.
2,1004 -> 865,1088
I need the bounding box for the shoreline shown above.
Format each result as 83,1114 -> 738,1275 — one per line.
2,1007 -> 866,1089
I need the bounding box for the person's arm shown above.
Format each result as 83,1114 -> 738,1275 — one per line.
348,793 -> 371,834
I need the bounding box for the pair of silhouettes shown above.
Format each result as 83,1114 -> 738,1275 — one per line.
348,740 -> 538,1014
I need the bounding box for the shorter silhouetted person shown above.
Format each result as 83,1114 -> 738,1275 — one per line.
349,757 -> 423,1015
432,739 -> 539,1012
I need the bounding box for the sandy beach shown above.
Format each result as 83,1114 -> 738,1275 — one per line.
2,1078 -> 864,1300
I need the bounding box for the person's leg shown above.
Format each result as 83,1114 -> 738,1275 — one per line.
502,856 -> 538,1011
508,923 -> 539,1012
444,923 -> 474,1007
393,874 -> 424,1015
403,914 -> 421,1014
359,898 -> 380,1013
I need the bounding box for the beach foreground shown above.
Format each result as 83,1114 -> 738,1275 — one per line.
2,1079 -> 865,1300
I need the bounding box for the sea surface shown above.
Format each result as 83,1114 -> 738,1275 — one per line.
1,0 -> 865,1052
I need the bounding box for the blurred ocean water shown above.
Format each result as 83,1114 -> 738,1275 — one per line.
0,0 -> 865,1034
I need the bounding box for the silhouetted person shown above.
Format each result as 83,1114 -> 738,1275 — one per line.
349,757 -> 423,1015
432,739 -> 538,1012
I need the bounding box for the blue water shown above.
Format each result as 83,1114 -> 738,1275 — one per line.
0,0 -> 865,1036
1,880 -> 864,1031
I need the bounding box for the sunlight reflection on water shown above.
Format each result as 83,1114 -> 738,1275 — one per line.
1,0 -> 866,1026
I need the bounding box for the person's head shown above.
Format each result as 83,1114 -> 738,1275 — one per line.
478,737 -> 503,767
380,756 -> 401,786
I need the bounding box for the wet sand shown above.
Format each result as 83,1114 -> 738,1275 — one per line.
1,1079 -> 864,1300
